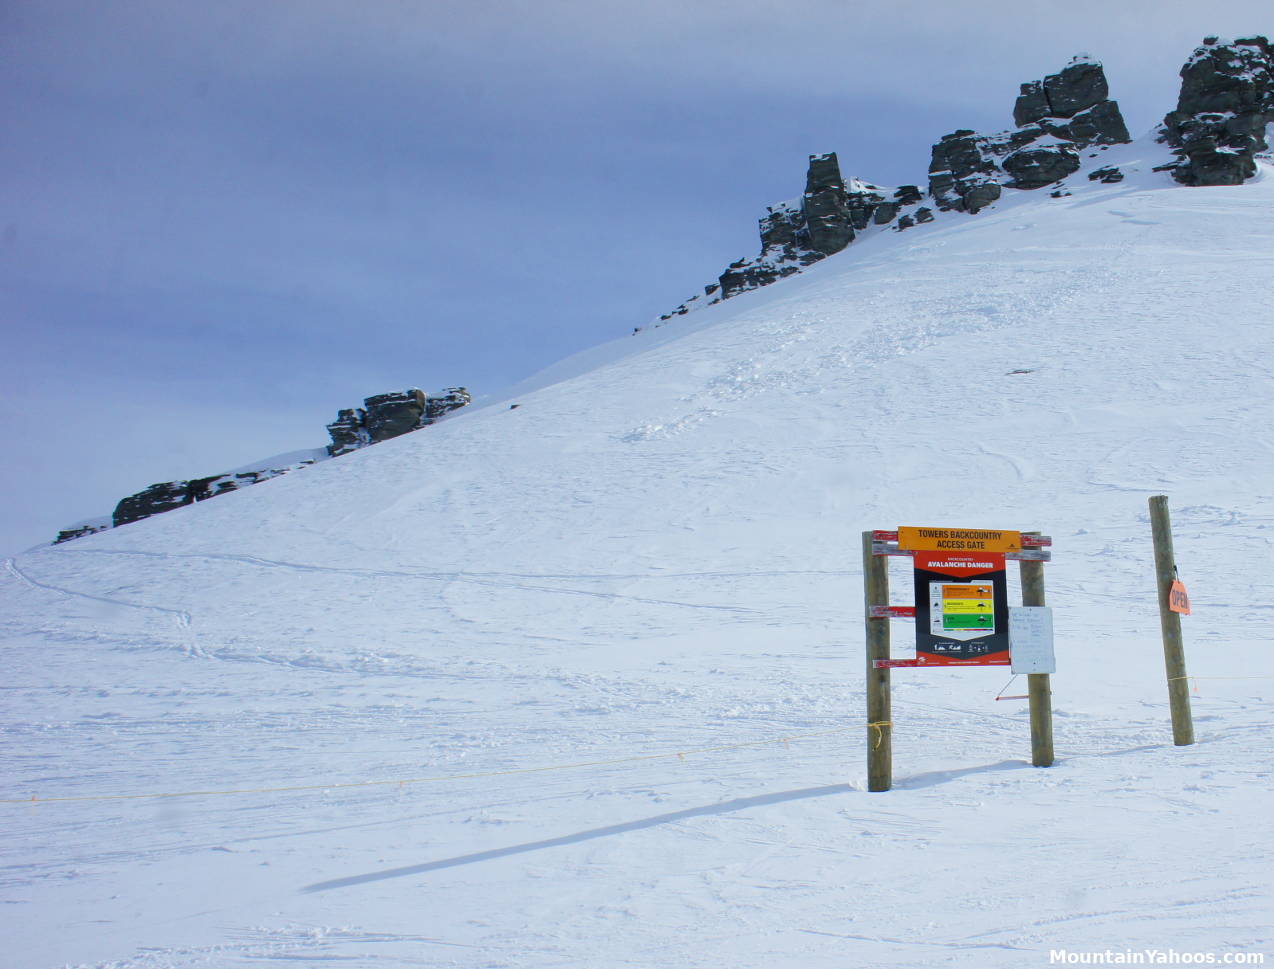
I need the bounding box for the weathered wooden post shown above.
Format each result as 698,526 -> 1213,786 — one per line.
862,531 -> 892,791
1149,495 -> 1195,746
1019,533 -> 1054,767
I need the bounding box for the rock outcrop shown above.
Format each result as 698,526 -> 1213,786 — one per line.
1160,36 -> 1274,186
365,390 -> 431,444
930,56 -> 1130,208
928,129 -> 1018,212
112,462 -> 315,528
1000,140 -> 1083,190
424,387 -> 472,424
53,519 -> 112,545
1088,165 -> 1125,184
325,409 -> 372,457
326,387 -> 471,457
655,55 -> 1131,323
53,386 -> 471,543
660,155 -> 925,316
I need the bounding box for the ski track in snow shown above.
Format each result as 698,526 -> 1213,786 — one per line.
4,556 -> 193,628
2,144 -> 1274,968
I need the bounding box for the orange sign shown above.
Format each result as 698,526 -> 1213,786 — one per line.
943,584 -> 992,600
897,527 -> 1022,554
1169,580 -> 1191,615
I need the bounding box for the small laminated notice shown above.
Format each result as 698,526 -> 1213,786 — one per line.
1009,606 -> 1055,674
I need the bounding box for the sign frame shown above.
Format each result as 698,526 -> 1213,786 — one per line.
863,524 -> 1057,790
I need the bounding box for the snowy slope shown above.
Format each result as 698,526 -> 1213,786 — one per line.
3,138 -> 1274,968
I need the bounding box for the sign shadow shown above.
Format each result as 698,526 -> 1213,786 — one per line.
896,759 -> 1030,790
302,783 -> 854,894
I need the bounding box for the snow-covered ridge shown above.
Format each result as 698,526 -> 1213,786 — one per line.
655,35 -> 1273,325
654,55 -> 1134,324
52,386 -> 470,545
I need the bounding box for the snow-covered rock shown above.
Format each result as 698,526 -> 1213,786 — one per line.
51,387 -> 471,543
1160,35 -> 1274,185
929,57 -> 1130,208
658,54 -> 1132,322
110,452 -> 325,528
327,387 -> 472,457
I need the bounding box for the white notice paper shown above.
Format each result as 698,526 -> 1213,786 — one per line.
1009,606 -> 1055,674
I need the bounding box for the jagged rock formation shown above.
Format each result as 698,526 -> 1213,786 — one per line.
655,55 -> 1131,323
928,129 -> 1017,211
930,56 -> 1130,207
713,157 -> 912,301
1088,165 -> 1125,184
710,155 -> 900,302
326,387 -> 471,457
53,386 -> 471,544
1160,36 -> 1273,186
659,154 -> 927,317
325,409 -> 372,457
112,461 -> 316,529
53,519 -> 112,545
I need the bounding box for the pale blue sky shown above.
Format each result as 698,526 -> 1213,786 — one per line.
2,0 -> 1267,552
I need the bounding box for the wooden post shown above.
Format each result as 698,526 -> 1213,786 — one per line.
1149,496 -> 1195,746
1019,534 -> 1054,767
862,531 -> 892,792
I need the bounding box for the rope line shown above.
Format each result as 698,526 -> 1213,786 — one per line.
2,725 -> 858,807
1180,674 -> 1274,680
866,721 -> 892,749
1169,673 -> 1274,695
994,674 -> 1030,701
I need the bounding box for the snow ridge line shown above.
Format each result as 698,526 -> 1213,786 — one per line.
0,725 -> 858,806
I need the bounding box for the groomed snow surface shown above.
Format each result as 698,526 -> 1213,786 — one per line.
3,138 -> 1273,967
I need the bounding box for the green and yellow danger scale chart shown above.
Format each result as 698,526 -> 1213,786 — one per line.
912,550 -> 1010,666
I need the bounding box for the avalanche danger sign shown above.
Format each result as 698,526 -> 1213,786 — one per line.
912,551 -> 1010,666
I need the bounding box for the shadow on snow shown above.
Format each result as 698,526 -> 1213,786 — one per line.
302,783 -> 854,893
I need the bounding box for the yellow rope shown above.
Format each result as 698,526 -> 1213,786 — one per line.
3,725 -> 858,806
1168,673 -> 1274,695
866,721 -> 892,749
1179,674 -> 1274,680
1167,674 -> 1274,685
